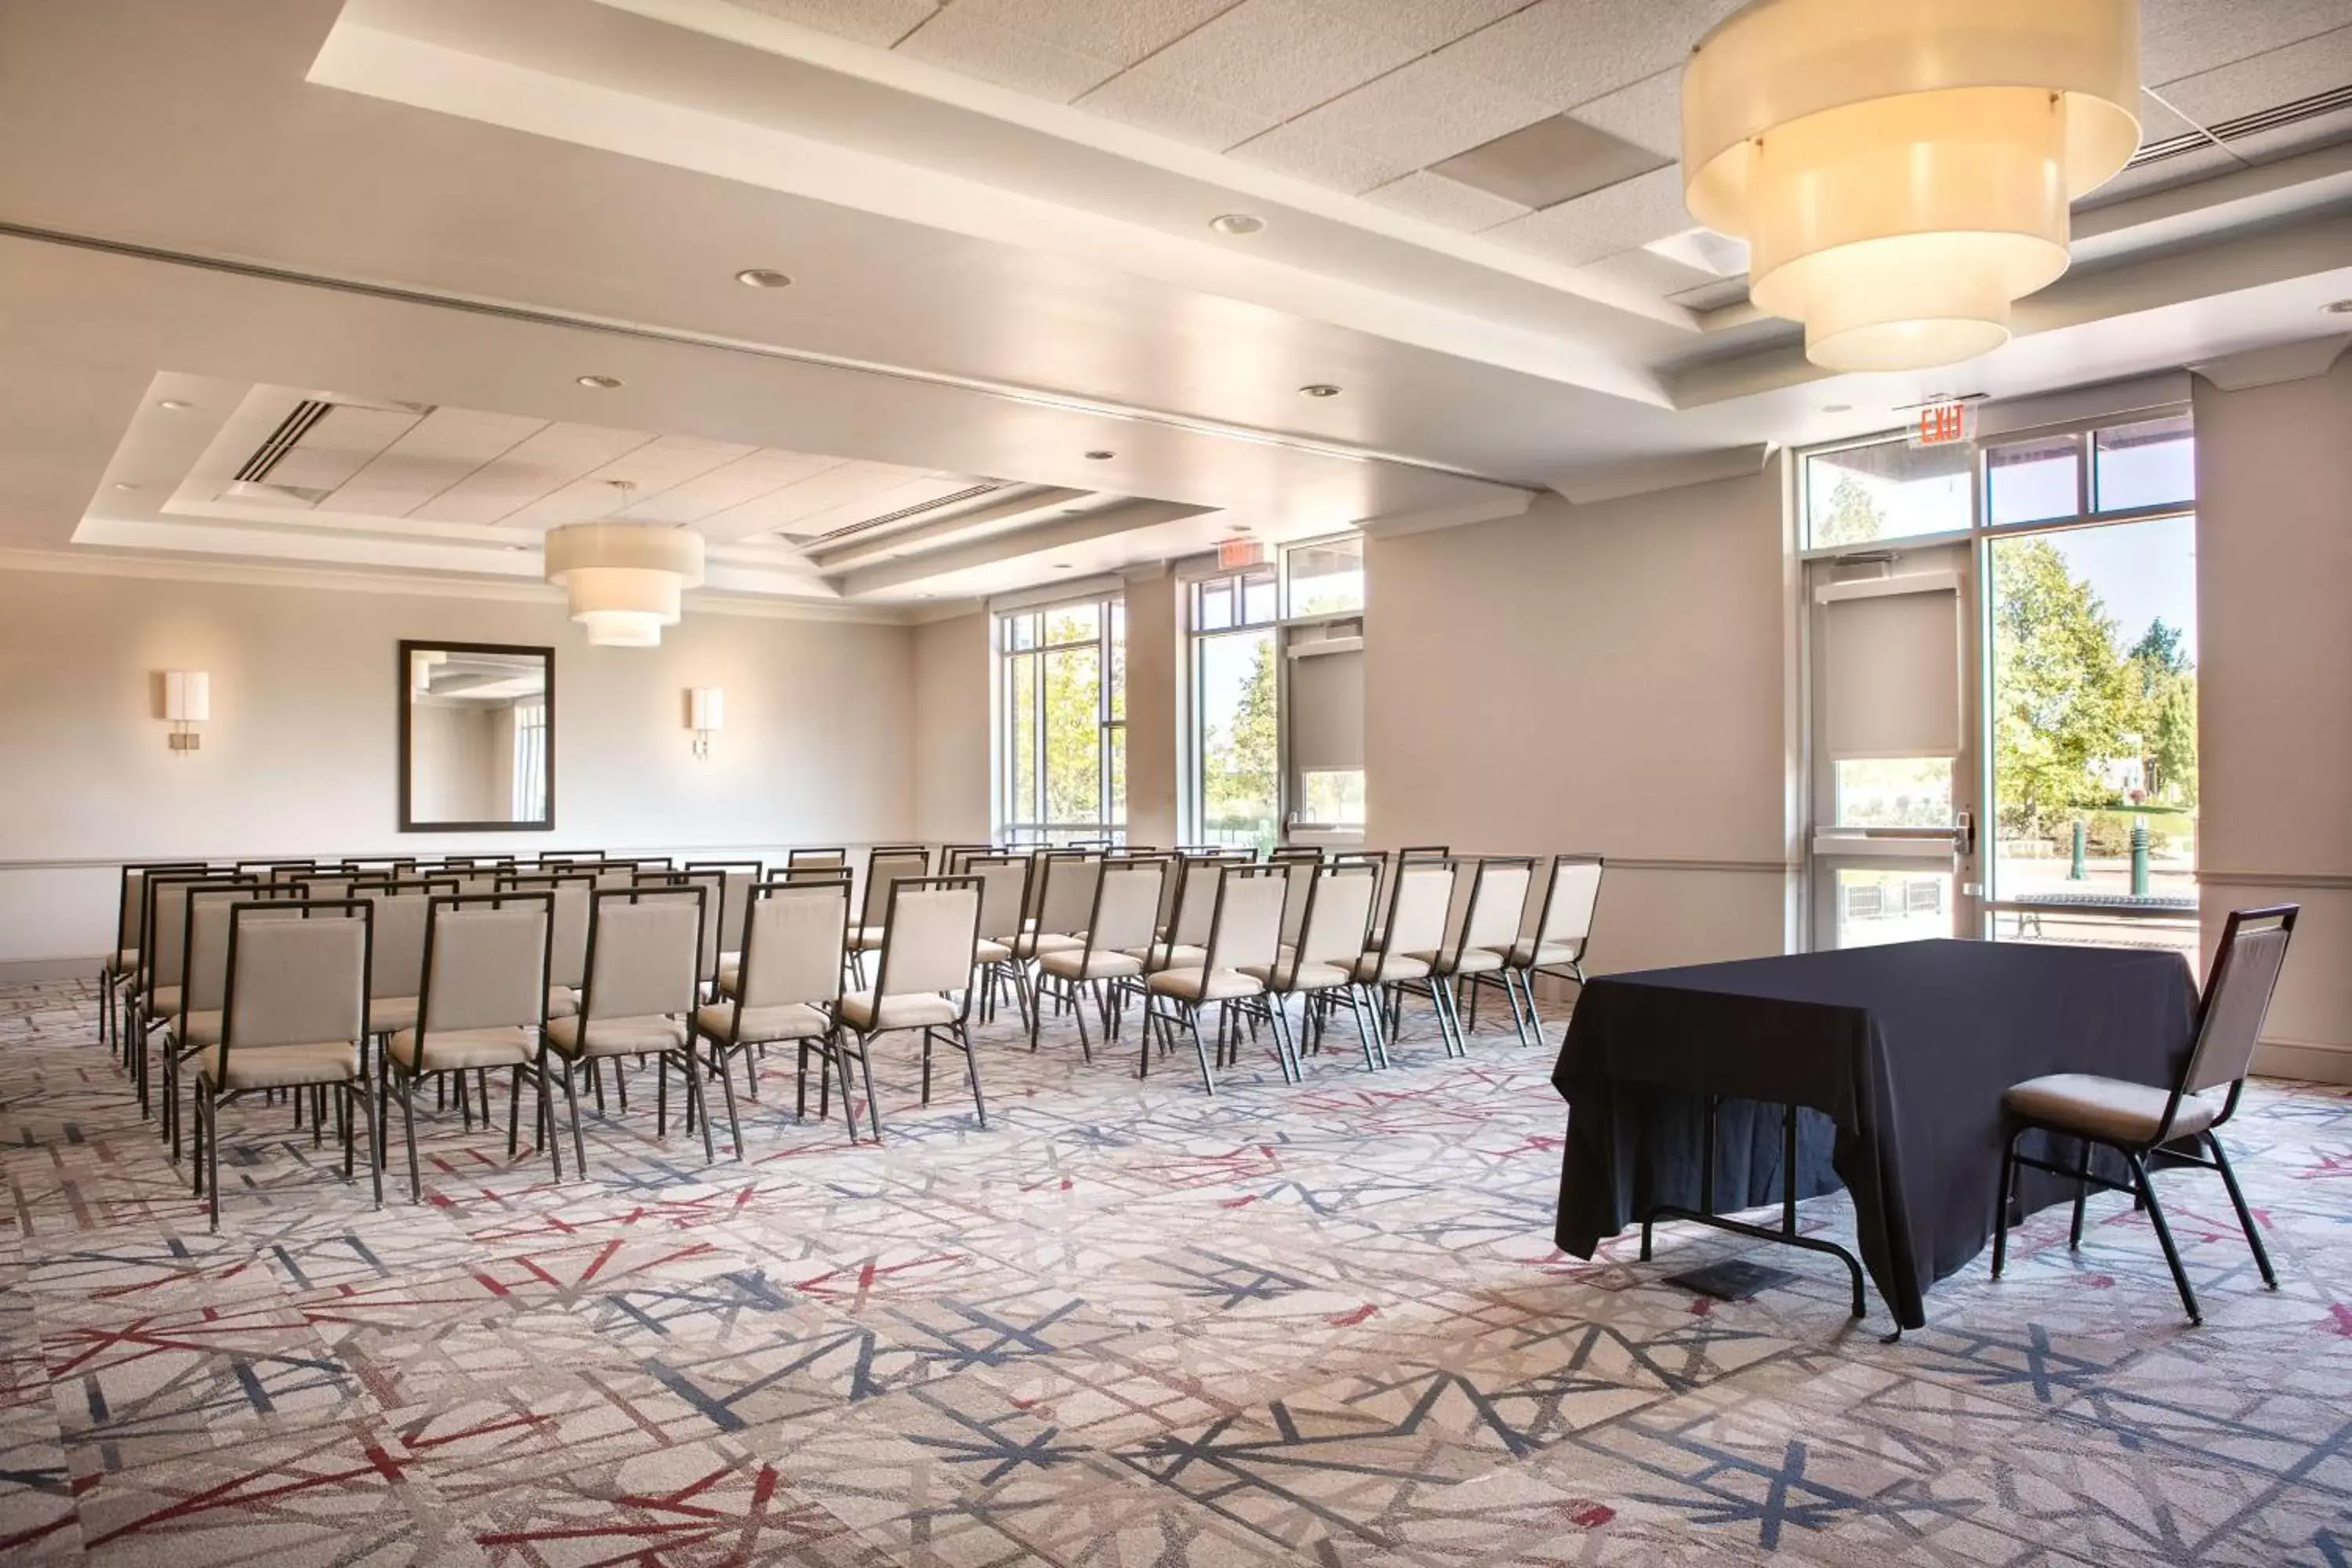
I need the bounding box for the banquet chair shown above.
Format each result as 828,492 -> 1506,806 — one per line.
1432,855 -> 1536,1051
849,846 -> 933,982
647,866 -> 729,997
99,860 -> 205,1060
1015,851 -> 1098,966
1991,904 -> 2299,1324
1271,849 -> 1322,953
694,879 -> 848,1154
383,892 -> 555,1197
543,884 -> 709,1171
836,877 -> 987,1137
350,877 -> 459,1040
966,855 -> 1036,1029
1355,858 -> 1460,1058
189,899 -> 381,1230
496,870 -> 594,1021
685,860 -> 764,989
1494,854 -> 1606,1049
164,880 -> 295,1159
1142,863 -> 1288,1094
786,847 -> 848,880
1035,857 -> 1165,1058
136,871 -> 256,1121
1250,859 -> 1382,1074
940,843 -> 996,875
1140,851 -> 1247,977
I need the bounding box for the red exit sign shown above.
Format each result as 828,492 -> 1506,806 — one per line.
1915,400 -> 1976,446
1218,538 -> 1265,569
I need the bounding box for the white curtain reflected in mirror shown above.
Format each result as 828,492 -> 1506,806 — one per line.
399,641 -> 554,831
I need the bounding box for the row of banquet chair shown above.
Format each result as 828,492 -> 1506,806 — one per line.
91,843 -> 1604,1228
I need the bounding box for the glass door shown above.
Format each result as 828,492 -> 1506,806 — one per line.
1807,544 -> 1980,948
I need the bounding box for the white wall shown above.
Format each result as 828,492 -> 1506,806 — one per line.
2194,353 -> 2352,1079
0,565 -> 916,966
1363,470 -> 1798,975
910,610 -> 991,845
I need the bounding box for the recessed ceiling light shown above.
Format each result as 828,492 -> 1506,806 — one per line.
1209,213 -> 1265,236
2325,299 -> 2352,314
1232,524 -> 1254,534
1820,403 -> 1853,413
1299,383 -> 1341,398
157,398 -> 191,411
505,544 -> 528,552
1083,449 -> 1114,460
735,268 -> 794,289
576,374 -> 622,389
1052,562 -> 1074,570
113,481 -> 138,491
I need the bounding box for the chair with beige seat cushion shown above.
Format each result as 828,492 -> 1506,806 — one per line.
694,879 -> 849,1156
965,855 -> 1036,1031
848,847 -> 934,978
190,900 -> 382,1230
1035,858 -> 1166,1060
835,877 -> 986,1138
1431,856 -> 1536,1053
353,879 -> 460,1041
383,892 -> 555,1200
1992,904 -> 2299,1325
687,859 -> 764,989
1013,852 -> 1098,963
1142,864 -> 1287,1094
1250,861 -> 1383,1075
1134,851 -> 1243,977
1353,859 -> 1460,1057
1495,854 -> 1604,1050
99,861 -> 205,1065
721,869 -> 846,999
135,872 -> 252,1122
544,886 -> 710,1171
162,886 -> 255,1160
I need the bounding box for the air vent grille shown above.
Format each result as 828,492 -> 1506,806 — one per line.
233,398 -> 333,483
805,481 -> 1008,546
2130,83 -> 2352,168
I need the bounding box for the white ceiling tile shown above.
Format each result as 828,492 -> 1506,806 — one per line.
1076,69 -> 1276,147
2135,88 -> 2209,145
412,423 -> 653,525
1577,244 -> 1719,297
895,6 -> 1123,100
724,0 -> 938,49
1225,117 -> 1416,191
1479,164 -> 1690,266
329,407 -> 543,517
1568,67 -> 1683,158
1265,52 -> 1557,172
2156,25 -> 2352,129
1435,0 -> 1740,113
904,0 -> 1241,71
263,405 -> 421,494
2140,0 -> 2352,85
1092,0 -> 1422,125
624,448 -> 847,526
1360,169 -> 1532,230
1312,0 -> 1534,51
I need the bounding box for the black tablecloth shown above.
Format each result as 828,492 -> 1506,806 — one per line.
1551,939 -> 2198,1329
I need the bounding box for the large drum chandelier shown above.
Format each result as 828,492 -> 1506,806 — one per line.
1683,0 -> 2141,372
542,521 -> 705,648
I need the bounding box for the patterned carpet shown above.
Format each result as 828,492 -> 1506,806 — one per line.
1,978 -> 2349,1566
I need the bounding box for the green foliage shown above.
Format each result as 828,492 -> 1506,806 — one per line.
1040,646 -> 1102,824
1813,474 -> 1886,547
1991,538 -> 2134,835
1200,633 -> 1279,850
1993,545 -> 2198,846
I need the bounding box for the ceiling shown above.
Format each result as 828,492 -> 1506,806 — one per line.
2,0 -> 2350,617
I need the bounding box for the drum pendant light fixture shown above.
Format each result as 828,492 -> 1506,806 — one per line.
543,487 -> 705,648
1682,0 -> 2141,372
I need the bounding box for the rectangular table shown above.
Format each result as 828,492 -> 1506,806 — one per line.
1550,939 -> 2198,1330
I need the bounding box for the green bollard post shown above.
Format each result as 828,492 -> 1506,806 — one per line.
2130,820 -> 2150,897
2069,821 -> 2086,881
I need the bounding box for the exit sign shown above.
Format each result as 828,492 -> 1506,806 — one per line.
1915,400 -> 1976,446
1218,538 -> 1265,569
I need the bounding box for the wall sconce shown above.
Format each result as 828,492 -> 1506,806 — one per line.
162,670 -> 209,753
688,686 -> 723,760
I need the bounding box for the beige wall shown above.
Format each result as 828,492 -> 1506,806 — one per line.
1363,470 -> 1798,975
0,566 -> 916,965
1121,571 -> 1183,850
2194,354 -> 2352,1079
910,610 -> 991,845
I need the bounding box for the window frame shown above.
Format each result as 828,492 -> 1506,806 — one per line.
994,593 -> 1126,845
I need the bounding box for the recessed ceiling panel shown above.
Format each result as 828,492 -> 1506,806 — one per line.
412,423 -> 654,524
1434,114 -> 1671,211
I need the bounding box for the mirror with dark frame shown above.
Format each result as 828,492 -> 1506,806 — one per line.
398,641 -> 555,832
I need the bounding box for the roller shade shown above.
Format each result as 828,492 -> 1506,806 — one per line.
1820,578 -> 1961,760
1287,647 -> 1363,771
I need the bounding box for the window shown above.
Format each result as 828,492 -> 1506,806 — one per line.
1803,437 -> 1973,549
1285,535 -> 1364,617
1189,567 -> 1279,852
997,597 -> 1124,844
